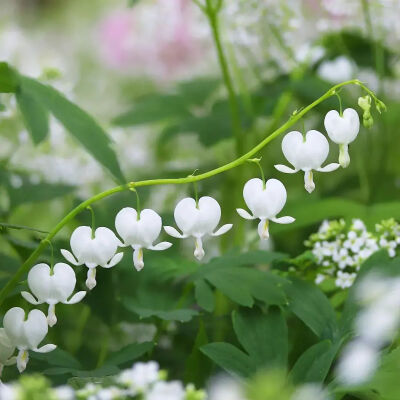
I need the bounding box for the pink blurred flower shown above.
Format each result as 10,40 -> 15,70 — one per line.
98,0 -> 203,80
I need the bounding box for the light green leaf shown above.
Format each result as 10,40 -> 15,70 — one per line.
18,76 -> 125,182
0,62 -> 18,93
104,341 -> 153,367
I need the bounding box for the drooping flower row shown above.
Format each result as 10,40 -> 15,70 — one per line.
0,106 -> 362,376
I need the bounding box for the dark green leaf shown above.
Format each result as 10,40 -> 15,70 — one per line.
284,278 -> 338,340
233,308 -> 288,370
19,76 -> 125,182
16,89 -> 49,144
104,341 -> 153,367
201,342 -> 255,378
194,279 -> 215,312
31,348 -> 82,370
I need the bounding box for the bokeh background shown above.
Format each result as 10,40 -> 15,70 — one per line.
1,0 -> 400,388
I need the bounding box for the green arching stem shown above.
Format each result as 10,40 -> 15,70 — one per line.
0,79 -> 378,305
247,158 -> 266,189
335,91 -> 343,117
86,206 -> 96,239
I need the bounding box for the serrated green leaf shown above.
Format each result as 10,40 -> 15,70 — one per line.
201,342 -> 255,378
233,308 -> 288,370
18,76 -> 125,182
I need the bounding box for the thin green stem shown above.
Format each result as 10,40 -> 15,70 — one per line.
335,92 -> 343,116
0,79 -> 377,305
86,206 -> 96,239
247,158 -> 266,188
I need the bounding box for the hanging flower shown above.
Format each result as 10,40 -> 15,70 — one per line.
0,328 -> 16,377
61,226 -> 123,290
237,178 -> 294,240
21,263 -> 86,327
164,196 -> 232,261
115,208 -> 172,271
324,108 -> 360,168
275,130 -> 340,193
3,308 -> 56,373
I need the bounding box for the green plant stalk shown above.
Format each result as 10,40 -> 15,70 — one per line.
0,79 -> 375,305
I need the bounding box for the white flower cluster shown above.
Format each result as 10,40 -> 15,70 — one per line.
337,274 -> 400,385
307,218 -> 400,289
0,361 -> 205,400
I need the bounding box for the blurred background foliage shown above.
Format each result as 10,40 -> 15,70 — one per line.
1,0 -> 400,398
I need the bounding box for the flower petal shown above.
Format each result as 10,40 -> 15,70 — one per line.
33,344 -> 57,353
317,163 -> 340,172
24,309 -> 49,350
236,208 -> 255,220
104,252 -> 123,268
64,291 -> 87,305
271,216 -> 295,224
194,237 -> 205,260
133,247 -> 144,271
21,291 -> 40,305
164,226 -> 186,238
148,242 -> 173,251
274,164 -> 298,174
86,268 -> 97,290
257,219 -> 270,240
60,249 -> 80,266
212,224 -> 233,236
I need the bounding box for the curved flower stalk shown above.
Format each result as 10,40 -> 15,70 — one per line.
20,263 -> 86,327
0,328 -> 16,377
324,108 -> 360,168
237,178 -> 295,240
61,226 -> 123,290
275,130 -> 340,193
115,208 -> 172,271
3,308 -> 56,372
164,196 -> 232,261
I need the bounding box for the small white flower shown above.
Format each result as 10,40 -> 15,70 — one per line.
21,263 -> 86,327
0,383 -> 18,400
164,197 -> 232,261
337,341 -> 378,385
54,386 -> 76,400
324,108 -> 360,168
275,130 -> 339,193
146,381 -> 185,400
115,208 -> 172,271
3,307 -> 56,372
118,361 -> 160,393
0,328 -> 16,377
317,56 -> 354,83
335,271 -> 356,289
315,274 -> 326,285
61,226 -> 123,290
236,178 -> 294,240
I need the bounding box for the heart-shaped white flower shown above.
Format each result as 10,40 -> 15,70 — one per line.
237,178 -> 295,240
115,208 -> 172,271
324,108 -> 360,167
164,196 -> 232,261
3,307 -> 56,372
21,263 -> 86,327
275,130 -> 340,193
61,226 -> 123,290
0,328 -> 16,377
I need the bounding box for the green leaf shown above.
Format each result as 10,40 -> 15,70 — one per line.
16,89 -> 49,144
201,342 -> 255,378
18,76 -> 125,182
104,341 -> 153,367
290,340 -> 340,384
0,62 -> 18,93
284,278 -> 338,340
194,279 -> 215,312
232,308 -> 288,370
31,348 -> 82,370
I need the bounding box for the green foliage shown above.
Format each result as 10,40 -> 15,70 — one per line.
0,62 -> 18,93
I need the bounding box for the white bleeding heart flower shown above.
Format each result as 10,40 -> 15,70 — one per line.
324,108 -> 360,168
21,263 -> 86,327
275,130 -> 340,193
61,226 -> 123,290
164,196 -> 232,261
0,328 -> 16,377
3,307 -> 56,373
115,208 -> 172,271
237,178 -> 295,240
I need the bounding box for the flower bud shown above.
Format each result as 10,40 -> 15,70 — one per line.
358,95 -> 372,113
